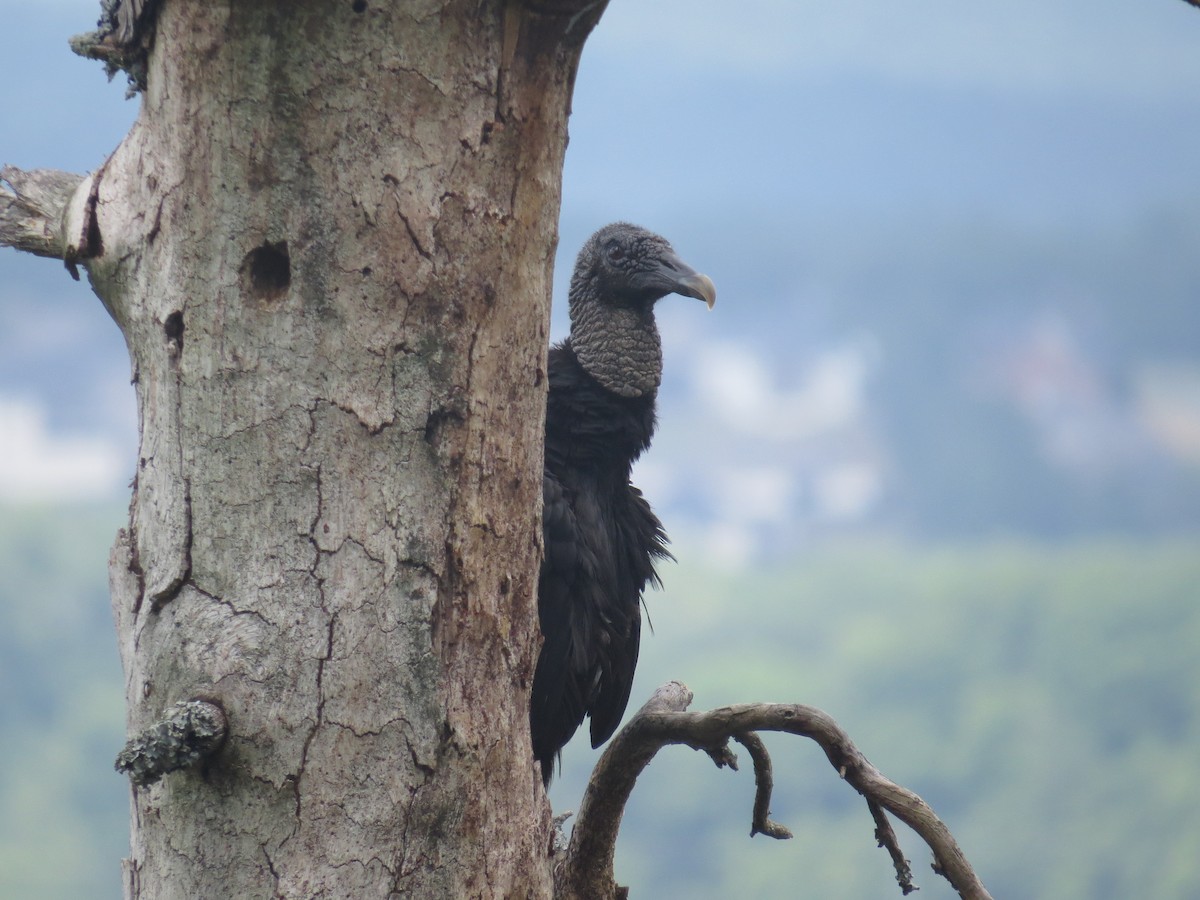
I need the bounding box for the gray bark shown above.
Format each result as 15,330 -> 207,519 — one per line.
5,1 -> 608,896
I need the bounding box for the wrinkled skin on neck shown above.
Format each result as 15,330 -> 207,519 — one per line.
568,297 -> 663,398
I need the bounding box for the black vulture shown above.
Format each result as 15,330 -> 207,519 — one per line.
531,222 -> 716,785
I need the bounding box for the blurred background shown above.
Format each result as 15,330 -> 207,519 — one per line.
3,1 -> 1199,896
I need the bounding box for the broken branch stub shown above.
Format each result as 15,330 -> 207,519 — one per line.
0,165 -> 86,260
115,699 -> 228,787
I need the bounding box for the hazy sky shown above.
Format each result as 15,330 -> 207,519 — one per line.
2,1 -> 1199,503
596,0 -> 1200,100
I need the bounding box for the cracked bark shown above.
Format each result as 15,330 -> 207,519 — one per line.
5,1 -> 609,897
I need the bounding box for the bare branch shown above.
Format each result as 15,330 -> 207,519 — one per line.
1,163 -> 106,283
555,682 -> 693,900
732,731 -> 792,840
115,699 -> 228,787
869,798 -> 918,895
0,165 -> 86,259
559,682 -> 993,900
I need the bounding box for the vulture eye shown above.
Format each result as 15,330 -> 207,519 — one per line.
606,243 -> 625,263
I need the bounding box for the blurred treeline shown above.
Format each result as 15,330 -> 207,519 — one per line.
0,505 -> 126,897
5,506 -> 1199,897
556,538 -> 1200,898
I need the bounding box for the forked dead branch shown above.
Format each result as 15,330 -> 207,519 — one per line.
558,682 -> 993,900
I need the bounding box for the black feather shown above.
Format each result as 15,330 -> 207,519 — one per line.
530,223 -> 714,785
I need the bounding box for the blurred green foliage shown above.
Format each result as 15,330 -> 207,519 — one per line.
552,538 -> 1200,899
0,504 -> 127,898
3,505 -> 1198,898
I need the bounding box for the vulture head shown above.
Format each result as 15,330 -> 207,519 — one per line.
567,222 -> 716,398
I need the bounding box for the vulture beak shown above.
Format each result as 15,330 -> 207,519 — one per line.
654,251 -> 717,309
676,272 -> 717,310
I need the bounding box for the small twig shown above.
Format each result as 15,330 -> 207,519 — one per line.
701,742 -> 738,770
869,798 -> 917,895
558,682 -> 992,900
732,731 -> 792,839
115,699 -> 227,787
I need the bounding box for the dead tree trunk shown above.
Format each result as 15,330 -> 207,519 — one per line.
4,1 -> 608,896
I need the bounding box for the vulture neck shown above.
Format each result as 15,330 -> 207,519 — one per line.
569,295 -> 663,399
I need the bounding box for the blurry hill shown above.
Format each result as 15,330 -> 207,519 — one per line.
7,198 -> 1200,551
6,505 -> 1199,898
550,538 -> 1200,899
563,206 -> 1200,563
5,5 -> 1200,553
0,504 -> 127,897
